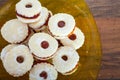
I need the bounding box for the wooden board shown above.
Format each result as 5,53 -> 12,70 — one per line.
85,0 -> 120,79
86,0 -> 120,17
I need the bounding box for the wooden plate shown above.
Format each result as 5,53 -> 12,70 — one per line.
0,0 -> 102,80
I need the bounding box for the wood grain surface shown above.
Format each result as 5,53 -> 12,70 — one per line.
96,18 -> 120,80
86,0 -> 120,17
0,0 -> 120,80
85,0 -> 120,79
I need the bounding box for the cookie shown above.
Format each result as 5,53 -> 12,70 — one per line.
16,0 -> 42,23
0,44 -> 17,62
29,63 -> 58,80
29,7 -> 51,31
28,33 -> 58,60
52,46 -> 79,75
60,27 -> 85,49
48,13 -> 75,39
3,45 -> 34,77
1,19 -> 29,43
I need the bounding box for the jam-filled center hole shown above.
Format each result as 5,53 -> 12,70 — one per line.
62,55 -> 68,61
41,41 -> 49,49
58,21 -> 65,28
25,3 -> 32,8
40,71 -> 48,79
16,56 -> 24,63
69,34 -> 76,40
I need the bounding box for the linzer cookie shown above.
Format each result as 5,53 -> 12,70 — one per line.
52,46 -> 80,75
29,7 -> 51,31
48,13 -> 75,39
1,19 -> 29,43
60,27 -> 85,49
16,0 -> 42,23
28,33 -> 58,60
29,63 -> 58,80
3,45 -> 34,77
0,44 -> 17,62
0,0 -> 84,79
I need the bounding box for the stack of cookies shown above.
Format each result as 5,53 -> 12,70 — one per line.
0,0 -> 85,80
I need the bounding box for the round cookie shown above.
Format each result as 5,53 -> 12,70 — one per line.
29,63 -> 58,80
16,0 -> 42,23
1,19 -> 29,43
0,44 -> 17,62
3,45 -> 34,77
48,13 -> 75,39
52,46 -> 80,75
29,7 -> 50,31
60,27 -> 85,50
28,33 -> 58,60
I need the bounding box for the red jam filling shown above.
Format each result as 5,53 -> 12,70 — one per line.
40,71 -> 48,79
16,12 -> 40,19
41,41 -> 49,49
69,34 -> 76,40
62,55 -> 68,61
16,56 -> 24,63
58,21 -> 65,28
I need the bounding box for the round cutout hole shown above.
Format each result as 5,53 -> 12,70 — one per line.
41,41 -> 49,49
69,34 -> 76,40
25,3 -> 32,8
58,21 -> 65,28
16,56 -> 24,63
39,71 -> 48,79
62,55 -> 68,61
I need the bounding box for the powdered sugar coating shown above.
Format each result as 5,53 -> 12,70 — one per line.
1,19 -> 28,43
28,33 -> 58,60
0,44 -> 17,62
29,7 -> 49,29
3,45 -> 34,77
52,46 -> 79,75
48,13 -> 75,38
16,0 -> 42,17
60,27 -> 85,50
29,63 -> 58,80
